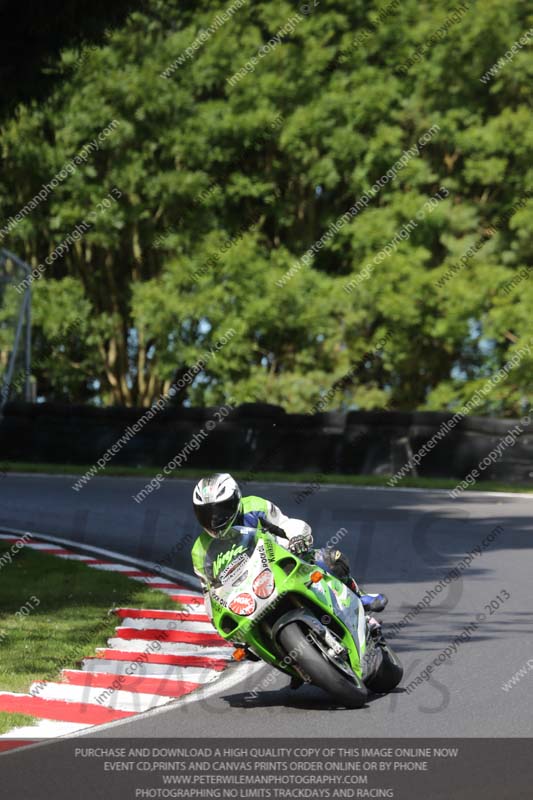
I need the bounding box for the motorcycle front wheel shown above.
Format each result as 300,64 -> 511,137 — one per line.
278,621 -> 368,709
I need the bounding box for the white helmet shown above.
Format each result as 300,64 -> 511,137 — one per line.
192,473 -> 242,538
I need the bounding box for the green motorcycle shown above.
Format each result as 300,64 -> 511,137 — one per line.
206,526 -> 403,708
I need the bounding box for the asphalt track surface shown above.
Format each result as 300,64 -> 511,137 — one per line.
1,473 -> 532,737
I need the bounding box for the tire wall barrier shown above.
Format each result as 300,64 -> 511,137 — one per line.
1,401 -> 532,483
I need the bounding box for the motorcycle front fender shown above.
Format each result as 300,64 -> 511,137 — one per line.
271,608 -> 329,647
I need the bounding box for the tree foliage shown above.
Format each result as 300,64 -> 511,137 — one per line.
0,0 -> 531,414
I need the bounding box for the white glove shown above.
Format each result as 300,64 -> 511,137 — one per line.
288,529 -> 313,554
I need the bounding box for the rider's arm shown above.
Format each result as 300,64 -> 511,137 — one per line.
193,569 -> 213,619
191,536 -> 213,617
261,502 -> 313,554
263,502 -> 311,539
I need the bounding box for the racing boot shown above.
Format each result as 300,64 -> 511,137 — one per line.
346,577 -> 388,613
316,548 -> 388,613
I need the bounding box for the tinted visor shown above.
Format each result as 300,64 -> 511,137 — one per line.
195,496 -> 239,536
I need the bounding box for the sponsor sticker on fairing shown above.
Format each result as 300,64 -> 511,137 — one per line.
229,592 -> 256,616
219,553 -> 248,583
258,542 -> 269,569
253,568 -> 275,599
231,570 -> 248,586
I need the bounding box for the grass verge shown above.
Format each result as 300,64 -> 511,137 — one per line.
0,543 -> 180,735
1,461 -> 533,494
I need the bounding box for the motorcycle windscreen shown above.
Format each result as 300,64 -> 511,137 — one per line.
204,526 -> 258,584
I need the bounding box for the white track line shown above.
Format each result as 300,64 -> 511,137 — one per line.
50,554 -> 98,561
74,663 -> 221,682
148,587 -> 202,597
254,480 -> 533,498
32,682 -> 175,713
83,659 -> 215,679
119,618 -> 215,633
129,577 -> 179,586
22,543 -> 64,551
0,720 -> 92,739
100,640 -> 232,657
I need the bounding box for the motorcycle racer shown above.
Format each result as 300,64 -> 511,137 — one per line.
190,473 -> 388,614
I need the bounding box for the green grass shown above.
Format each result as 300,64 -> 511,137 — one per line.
0,543 -> 180,735
2,460 -> 533,494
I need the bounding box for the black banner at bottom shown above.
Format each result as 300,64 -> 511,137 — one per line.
1,738 -> 530,799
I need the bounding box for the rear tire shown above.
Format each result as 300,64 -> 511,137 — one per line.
365,642 -> 403,693
278,622 -> 368,709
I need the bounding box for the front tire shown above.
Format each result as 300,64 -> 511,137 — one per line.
278,622 -> 368,709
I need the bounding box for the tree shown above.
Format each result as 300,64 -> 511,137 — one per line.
0,0 -> 531,414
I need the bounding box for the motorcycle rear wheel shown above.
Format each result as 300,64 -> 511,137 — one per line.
365,641 -> 403,693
